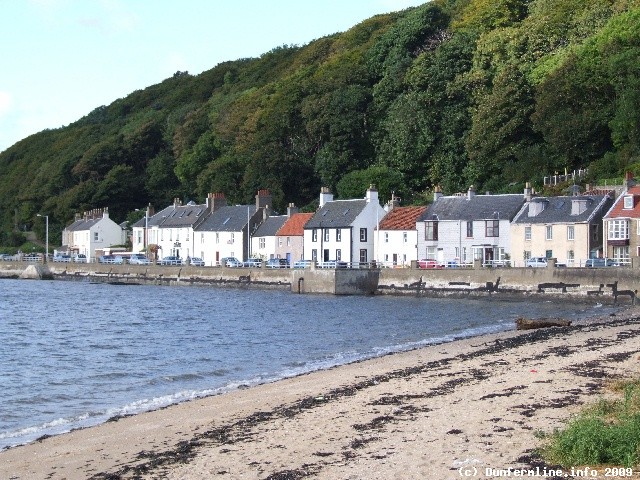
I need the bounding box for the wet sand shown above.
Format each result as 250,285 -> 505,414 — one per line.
1,307 -> 639,479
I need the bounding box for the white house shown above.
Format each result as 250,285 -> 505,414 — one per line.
416,186 -> 526,266
194,190 -> 272,265
61,208 -> 126,261
376,200 -> 426,267
146,198 -> 210,261
303,185 -> 387,265
251,214 -> 289,260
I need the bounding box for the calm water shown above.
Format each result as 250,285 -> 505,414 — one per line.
0,279 -> 614,449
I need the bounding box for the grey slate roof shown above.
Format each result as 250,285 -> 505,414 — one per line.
253,215 -> 288,237
304,199 -> 368,229
512,195 -> 612,224
418,194 -> 526,222
195,205 -> 257,232
65,216 -> 117,232
155,203 -> 209,228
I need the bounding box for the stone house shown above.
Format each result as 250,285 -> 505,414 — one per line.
512,189 -> 613,267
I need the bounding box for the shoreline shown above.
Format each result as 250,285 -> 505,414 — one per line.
1,306 -> 639,479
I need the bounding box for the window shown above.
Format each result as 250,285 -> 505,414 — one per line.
624,195 -> 634,209
359,249 -> 368,263
384,232 -> 389,243
608,220 -> 629,240
336,230 -> 341,242
360,228 -> 367,242
425,222 -> 438,241
425,246 -> 436,260
230,233 -> 235,243
216,233 -> 219,244
259,238 -> 265,249
94,232 -> 99,241
336,249 -> 341,261
201,233 -> 205,244
567,225 -> 575,241
486,220 -> 499,237
312,229 -> 318,242
403,232 -> 408,243
466,221 -> 473,238
287,237 -> 291,246
311,249 -> 318,261
279,237 -> 282,247
546,225 -> 553,240
169,229 -> 173,241
545,250 -> 553,258
567,250 -> 575,264
525,226 -> 531,241
523,251 -> 531,261
613,246 -> 630,264
323,229 -> 329,242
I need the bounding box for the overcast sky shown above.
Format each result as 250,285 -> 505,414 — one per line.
0,0 -> 426,152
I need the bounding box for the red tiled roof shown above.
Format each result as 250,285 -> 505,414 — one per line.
276,213 -> 314,236
378,206 -> 426,230
606,186 -> 640,219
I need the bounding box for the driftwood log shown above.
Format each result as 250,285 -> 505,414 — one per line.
516,317 -> 572,330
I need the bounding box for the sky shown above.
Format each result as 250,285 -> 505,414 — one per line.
0,0 -> 426,153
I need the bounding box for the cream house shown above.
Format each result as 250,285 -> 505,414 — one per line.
511,192 -> 613,267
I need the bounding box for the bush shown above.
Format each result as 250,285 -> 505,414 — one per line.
540,379 -> 640,468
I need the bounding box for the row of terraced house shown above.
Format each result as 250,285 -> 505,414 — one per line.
61,174 -> 640,268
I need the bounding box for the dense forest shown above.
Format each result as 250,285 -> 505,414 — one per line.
2,0 -> 640,247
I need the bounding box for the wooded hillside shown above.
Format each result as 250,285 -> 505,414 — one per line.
2,0 -> 640,245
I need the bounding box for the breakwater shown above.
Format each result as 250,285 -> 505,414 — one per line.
0,261 -> 637,303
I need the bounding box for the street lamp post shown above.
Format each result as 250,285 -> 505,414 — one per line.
37,214 -> 48,263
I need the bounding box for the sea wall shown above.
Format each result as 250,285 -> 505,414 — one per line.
0,261 -> 637,303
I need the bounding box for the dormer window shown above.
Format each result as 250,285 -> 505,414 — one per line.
624,195 -> 634,209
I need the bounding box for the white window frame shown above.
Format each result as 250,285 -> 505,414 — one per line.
608,220 -> 629,240
567,225 -> 575,241
524,226 -> 531,241
545,225 -> 553,240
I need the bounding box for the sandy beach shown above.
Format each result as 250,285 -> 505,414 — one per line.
1,306 -> 639,480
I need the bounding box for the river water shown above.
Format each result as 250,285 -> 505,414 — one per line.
0,278 -> 614,449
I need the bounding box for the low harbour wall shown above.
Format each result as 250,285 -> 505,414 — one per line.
0,261 -> 637,303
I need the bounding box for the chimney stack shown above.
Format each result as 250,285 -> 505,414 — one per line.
319,187 -> 333,207
366,184 -> 379,204
524,182 -> 532,202
206,192 -> 227,212
255,189 -> 272,212
287,203 -> 299,217
467,185 -> 476,200
434,185 -> 443,202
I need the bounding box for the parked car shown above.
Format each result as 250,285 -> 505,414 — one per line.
159,256 -> 182,266
526,257 -> 548,268
0,253 -> 14,261
242,258 -> 263,268
265,258 -> 289,268
98,255 -> 116,264
220,257 -> 242,267
585,258 -> 617,267
189,257 -> 205,267
293,259 -> 313,269
113,255 -> 127,264
53,253 -> 72,262
73,254 -> 87,263
129,254 -> 151,265
418,259 -> 444,269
